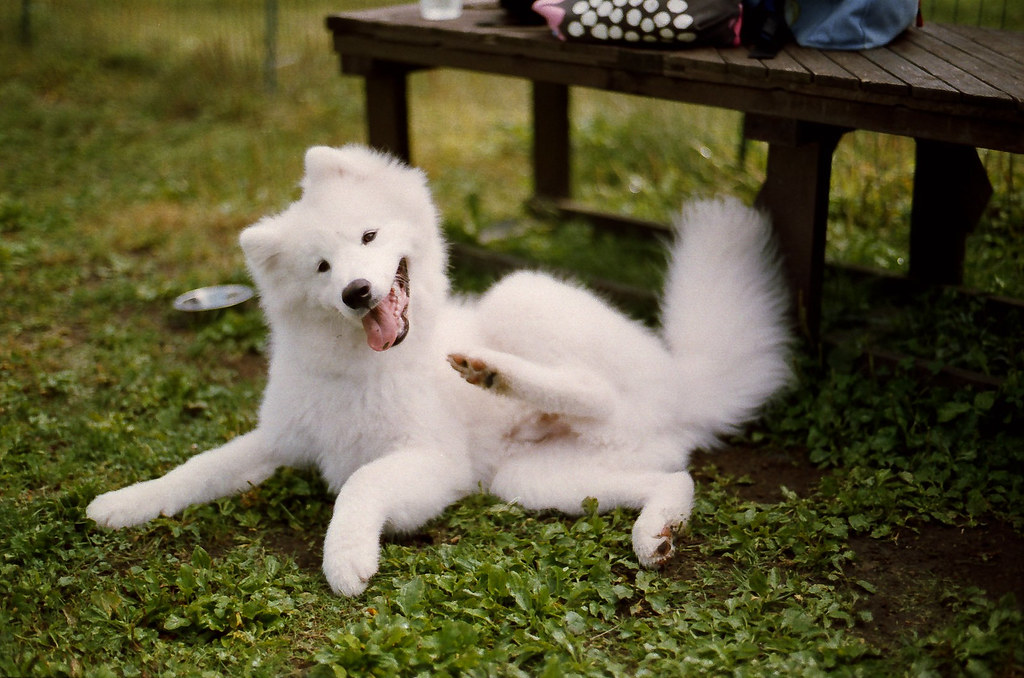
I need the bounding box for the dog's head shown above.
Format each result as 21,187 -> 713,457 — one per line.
240,145 -> 448,352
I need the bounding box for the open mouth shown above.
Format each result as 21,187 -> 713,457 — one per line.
361,258 -> 409,352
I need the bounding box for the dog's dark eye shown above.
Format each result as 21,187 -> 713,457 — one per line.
361,230 -> 378,245
317,259 -> 331,273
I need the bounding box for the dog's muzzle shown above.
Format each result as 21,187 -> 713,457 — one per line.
354,258 -> 409,352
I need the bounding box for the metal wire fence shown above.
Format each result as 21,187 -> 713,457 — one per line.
12,0 -> 376,92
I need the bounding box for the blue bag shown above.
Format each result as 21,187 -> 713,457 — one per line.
786,0 -> 918,50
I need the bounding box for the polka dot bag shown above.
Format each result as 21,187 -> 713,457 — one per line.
532,0 -> 742,46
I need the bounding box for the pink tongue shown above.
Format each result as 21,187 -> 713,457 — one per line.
361,289 -> 404,351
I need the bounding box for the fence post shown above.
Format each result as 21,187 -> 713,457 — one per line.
20,0 -> 31,46
264,0 -> 278,93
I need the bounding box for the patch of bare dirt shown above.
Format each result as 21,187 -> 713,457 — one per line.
692,445 -> 824,502
848,522 -> 1024,647
261,528 -> 323,572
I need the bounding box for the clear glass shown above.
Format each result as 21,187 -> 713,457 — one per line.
419,0 -> 463,20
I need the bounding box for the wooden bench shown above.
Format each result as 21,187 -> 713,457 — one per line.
326,2 -> 1023,334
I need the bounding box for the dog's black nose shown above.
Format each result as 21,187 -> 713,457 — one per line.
342,279 -> 373,309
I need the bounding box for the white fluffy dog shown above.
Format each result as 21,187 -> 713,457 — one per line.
87,145 -> 792,596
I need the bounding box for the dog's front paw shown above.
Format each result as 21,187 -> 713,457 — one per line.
86,481 -> 170,529
447,353 -> 505,391
322,534 -> 381,597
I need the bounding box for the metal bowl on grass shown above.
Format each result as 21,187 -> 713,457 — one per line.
173,285 -> 255,313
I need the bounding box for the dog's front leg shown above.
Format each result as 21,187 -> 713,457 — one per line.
322,448 -> 473,597
87,430 -> 279,529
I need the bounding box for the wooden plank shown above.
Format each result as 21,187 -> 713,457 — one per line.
339,46 -> 1024,150
894,29 -> 1013,105
329,8 -> 608,68
529,198 -> 673,239
914,24 -> 1024,107
744,114 -> 847,146
667,45 -> 809,88
719,47 -> 768,79
823,50 -> 909,96
662,47 -> 730,79
958,25 -> 1024,62
922,24 -> 1023,77
861,45 -> 960,102
611,48 -> 666,76
760,47 -> 813,85
334,34 -> 608,88
780,44 -> 855,89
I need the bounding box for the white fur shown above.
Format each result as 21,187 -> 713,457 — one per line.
87,145 -> 792,596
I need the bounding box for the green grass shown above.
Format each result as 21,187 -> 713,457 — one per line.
2,1 -> 1023,676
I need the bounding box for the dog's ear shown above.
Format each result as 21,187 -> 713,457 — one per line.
301,145 -> 401,191
302,146 -> 344,186
239,219 -> 283,274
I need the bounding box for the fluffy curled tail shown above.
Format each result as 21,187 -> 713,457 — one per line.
659,197 -> 793,450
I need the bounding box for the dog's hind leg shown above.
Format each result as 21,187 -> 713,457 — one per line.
488,453 -> 694,568
448,349 -> 616,420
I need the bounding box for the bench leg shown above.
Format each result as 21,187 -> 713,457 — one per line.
909,140 -> 992,285
746,116 -> 844,339
365,67 -> 411,162
532,81 -> 571,201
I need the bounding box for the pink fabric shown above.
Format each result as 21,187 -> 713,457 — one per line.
730,3 -> 742,46
532,0 -> 566,39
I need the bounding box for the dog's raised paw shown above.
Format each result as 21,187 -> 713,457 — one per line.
447,353 -> 503,390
